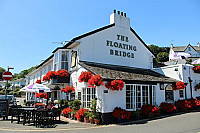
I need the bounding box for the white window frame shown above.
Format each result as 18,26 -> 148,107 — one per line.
126,84 -> 156,110
60,50 -> 69,70
82,87 -> 96,108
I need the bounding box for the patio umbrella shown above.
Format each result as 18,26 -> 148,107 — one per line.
192,58 -> 200,64
172,52 -> 191,60
20,83 -> 51,93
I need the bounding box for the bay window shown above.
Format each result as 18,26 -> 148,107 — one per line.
126,84 -> 156,110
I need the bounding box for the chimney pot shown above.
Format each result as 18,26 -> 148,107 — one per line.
197,42 -> 199,47
118,11 -> 120,14
121,12 -> 123,16
113,9 -> 116,13
124,13 -> 126,17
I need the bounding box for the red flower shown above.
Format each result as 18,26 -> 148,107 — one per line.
61,86 -> 75,93
105,79 -> 124,91
75,108 -> 89,119
35,93 -> 47,99
159,102 -> 176,113
35,80 -> 41,84
45,71 -> 57,80
42,75 -> 50,81
88,75 -> 104,87
141,104 -> 159,116
56,69 -> 69,77
192,66 -> 200,73
62,107 -> 72,115
79,71 -> 93,82
112,107 -> 131,120
172,81 -> 186,90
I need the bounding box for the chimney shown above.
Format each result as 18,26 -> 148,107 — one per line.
171,43 -> 173,48
197,42 -> 199,47
110,10 -> 130,29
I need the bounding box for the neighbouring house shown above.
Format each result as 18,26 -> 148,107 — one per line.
11,78 -> 26,88
154,64 -> 200,101
169,43 -> 200,61
25,10 -> 184,123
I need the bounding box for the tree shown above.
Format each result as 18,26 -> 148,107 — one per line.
156,52 -> 169,62
148,45 -> 161,56
12,66 -> 36,80
0,67 -> 6,80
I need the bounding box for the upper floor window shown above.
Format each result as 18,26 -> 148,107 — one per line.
54,52 -> 59,71
61,51 -> 69,70
188,47 -> 191,51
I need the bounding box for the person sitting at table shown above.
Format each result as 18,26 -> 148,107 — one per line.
52,100 -> 59,109
46,100 -> 53,110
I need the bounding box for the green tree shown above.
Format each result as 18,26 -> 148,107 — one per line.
148,45 -> 161,56
156,52 -> 169,62
0,67 -> 6,80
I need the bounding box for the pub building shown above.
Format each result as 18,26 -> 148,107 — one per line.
26,10 -> 179,123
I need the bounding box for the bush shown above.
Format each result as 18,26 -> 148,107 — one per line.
159,102 -> 176,114
141,104 -> 159,117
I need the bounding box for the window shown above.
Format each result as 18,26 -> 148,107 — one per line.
126,84 -> 156,110
82,88 -> 96,108
78,92 -> 81,100
61,51 -> 69,70
179,90 -> 184,98
165,85 -> 174,101
188,47 -> 191,51
54,52 -> 59,71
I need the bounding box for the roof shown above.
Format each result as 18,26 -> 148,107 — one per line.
172,44 -> 200,52
36,54 -> 54,69
12,78 -> 25,82
79,61 -> 178,84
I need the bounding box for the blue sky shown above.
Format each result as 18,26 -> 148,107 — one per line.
0,0 -> 199,73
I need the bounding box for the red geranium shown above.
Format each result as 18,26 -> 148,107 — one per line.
45,71 -> 57,80
75,108 -> 89,119
79,71 -> 93,82
35,80 -> 41,84
61,85 -> 75,93
35,93 -> 47,99
42,75 -> 50,81
172,81 -> 186,90
105,79 -> 124,91
159,102 -> 176,113
62,107 -> 72,116
56,69 -> 69,77
141,104 -> 159,117
88,75 -> 104,87
192,66 -> 200,73
112,107 -> 131,120
175,99 -> 192,112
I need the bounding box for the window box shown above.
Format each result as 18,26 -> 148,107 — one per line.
52,75 -> 70,84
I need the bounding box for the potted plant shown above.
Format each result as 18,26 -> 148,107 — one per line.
88,112 -> 95,124
84,110 -> 90,123
94,112 -> 100,125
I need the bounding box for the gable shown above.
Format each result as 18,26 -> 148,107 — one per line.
78,24 -> 154,69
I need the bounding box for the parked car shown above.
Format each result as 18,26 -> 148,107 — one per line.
0,95 -> 16,105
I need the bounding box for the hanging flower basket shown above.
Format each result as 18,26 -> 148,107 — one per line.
79,71 -> 93,82
172,81 -> 186,90
35,93 -> 47,99
61,85 -> 75,93
35,80 -> 41,84
88,75 -> 104,87
56,69 -> 69,77
105,79 -> 125,91
192,66 -> 200,73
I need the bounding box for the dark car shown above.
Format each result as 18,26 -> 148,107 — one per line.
0,95 -> 16,105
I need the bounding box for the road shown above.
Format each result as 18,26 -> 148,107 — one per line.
0,112 -> 200,133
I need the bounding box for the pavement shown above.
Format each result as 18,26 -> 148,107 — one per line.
0,111 -> 200,133
0,116 -> 110,132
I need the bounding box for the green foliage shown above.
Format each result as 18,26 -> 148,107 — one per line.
71,99 -> 81,110
12,66 -> 36,80
148,44 -> 170,63
0,67 -> 6,80
156,52 -> 169,62
90,98 -> 100,119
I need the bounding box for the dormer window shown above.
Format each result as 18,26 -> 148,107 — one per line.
61,51 -> 69,70
54,52 -> 59,71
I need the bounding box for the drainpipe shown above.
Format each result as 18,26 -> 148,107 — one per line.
184,83 -> 187,99
188,77 -> 193,98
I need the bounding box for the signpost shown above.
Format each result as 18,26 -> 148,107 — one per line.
2,69 -> 13,100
